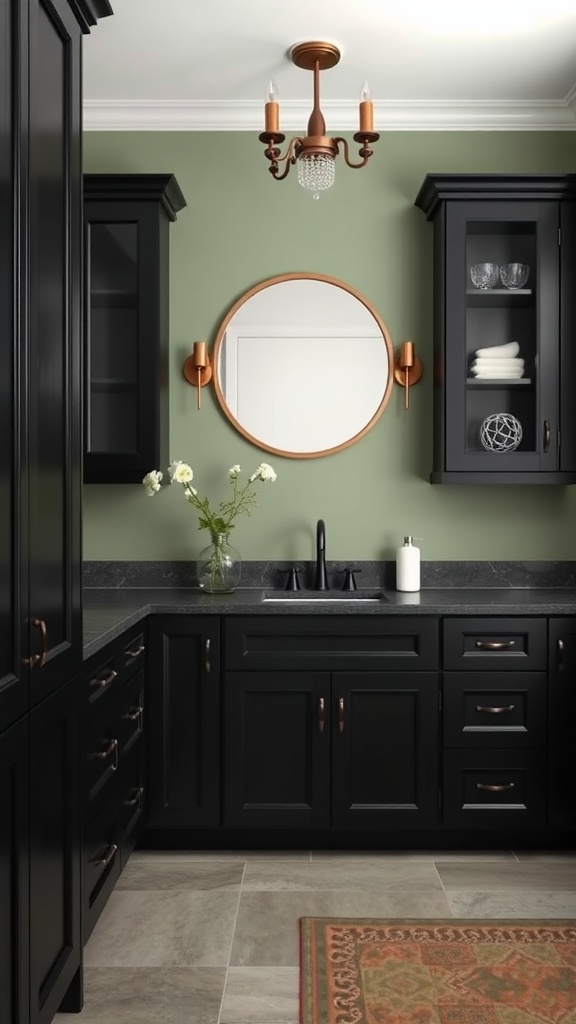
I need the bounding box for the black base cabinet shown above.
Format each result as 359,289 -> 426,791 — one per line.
548,618 -> 576,829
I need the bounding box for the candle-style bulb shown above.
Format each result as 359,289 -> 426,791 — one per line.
265,79 -> 280,133
359,80 -> 374,134
360,80 -> 371,102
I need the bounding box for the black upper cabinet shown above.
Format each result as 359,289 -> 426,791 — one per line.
83,174 -> 186,484
415,174 -> 576,484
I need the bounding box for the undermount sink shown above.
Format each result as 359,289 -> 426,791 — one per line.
262,591 -> 387,604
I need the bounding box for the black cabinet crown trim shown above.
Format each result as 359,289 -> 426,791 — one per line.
67,0 -> 114,33
415,173 -> 576,220
84,173 -> 187,221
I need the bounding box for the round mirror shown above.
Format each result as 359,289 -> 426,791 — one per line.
213,273 -> 394,458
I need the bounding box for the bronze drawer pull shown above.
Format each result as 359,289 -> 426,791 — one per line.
90,737 -> 118,770
24,617 -> 48,668
543,419 -> 551,453
92,843 -> 118,869
337,697 -> 345,733
122,705 -> 144,723
205,638 -> 211,673
475,704 -> 515,714
124,786 -> 144,808
557,638 -> 565,673
475,640 -> 515,650
318,697 -> 325,733
90,669 -> 118,691
476,782 -> 515,792
125,643 -> 145,660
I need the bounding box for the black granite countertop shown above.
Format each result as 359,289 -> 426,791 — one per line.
82,586 -> 576,660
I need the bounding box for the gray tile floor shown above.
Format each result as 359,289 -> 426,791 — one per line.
55,848 -> 576,1024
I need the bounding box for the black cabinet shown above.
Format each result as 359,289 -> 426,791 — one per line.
548,618 -> 576,830
147,617 -> 221,830
83,174 -> 186,483
442,618 -> 548,829
0,2 -> 111,1021
81,626 -> 148,942
223,617 -> 440,830
415,174 -> 576,484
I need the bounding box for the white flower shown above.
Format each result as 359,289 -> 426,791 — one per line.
250,462 -> 277,483
168,460 -> 194,485
142,469 -> 163,495
228,464 -> 241,480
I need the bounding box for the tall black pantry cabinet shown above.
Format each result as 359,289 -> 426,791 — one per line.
0,3 -> 112,1023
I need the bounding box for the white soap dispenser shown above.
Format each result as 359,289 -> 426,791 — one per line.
396,536 -> 421,592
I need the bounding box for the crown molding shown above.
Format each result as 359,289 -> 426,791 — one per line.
83,97 -> 576,132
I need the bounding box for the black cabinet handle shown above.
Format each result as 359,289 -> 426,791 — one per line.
475,640 -> 515,650
543,420 -> 551,453
90,669 -> 118,691
124,785 -> 144,808
92,843 -> 118,869
318,697 -> 325,733
476,782 -> 515,792
122,705 -> 144,724
205,638 -> 211,673
557,638 -> 565,674
475,704 -> 514,714
337,697 -> 345,733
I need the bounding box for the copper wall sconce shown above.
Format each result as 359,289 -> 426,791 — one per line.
394,341 -> 423,410
183,341 -> 212,409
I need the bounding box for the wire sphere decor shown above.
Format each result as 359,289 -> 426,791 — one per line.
480,412 -> 523,452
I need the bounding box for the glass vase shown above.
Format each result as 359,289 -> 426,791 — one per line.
197,532 -> 241,593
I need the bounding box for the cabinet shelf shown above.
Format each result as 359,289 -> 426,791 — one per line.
90,289 -> 137,309
466,378 -> 532,388
90,378 -> 136,393
466,289 -> 533,308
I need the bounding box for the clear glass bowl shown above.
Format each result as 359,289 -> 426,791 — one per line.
500,263 -> 529,289
470,263 -> 499,289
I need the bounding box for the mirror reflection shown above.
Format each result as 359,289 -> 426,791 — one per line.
213,273 -> 394,458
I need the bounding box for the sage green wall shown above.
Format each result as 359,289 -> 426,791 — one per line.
83,130 -> 576,563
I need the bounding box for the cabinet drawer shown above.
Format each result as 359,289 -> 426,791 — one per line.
443,618 -> 546,671
443,673 -> 547,748
443,749 -> 546,829
84,627 -> 146,712
225,616 -> 439,671
83,800 -> 122,942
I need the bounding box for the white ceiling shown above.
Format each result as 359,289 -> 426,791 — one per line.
83,0 -> 576,131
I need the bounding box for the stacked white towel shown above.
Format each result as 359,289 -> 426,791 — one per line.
470,341 -> 525,379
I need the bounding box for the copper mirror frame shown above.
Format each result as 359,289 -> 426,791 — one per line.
212,272 -> 394,459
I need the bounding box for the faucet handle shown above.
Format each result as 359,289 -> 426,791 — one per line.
342,568 -> 361,592
283,567 -> 302,591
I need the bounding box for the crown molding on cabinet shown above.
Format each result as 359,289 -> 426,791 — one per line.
83,97 -> 576,132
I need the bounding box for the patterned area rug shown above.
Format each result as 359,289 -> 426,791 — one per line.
300,919 -> 576,1024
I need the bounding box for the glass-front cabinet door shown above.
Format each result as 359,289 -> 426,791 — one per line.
83,175 -> 186,484
416,175 -> 576,484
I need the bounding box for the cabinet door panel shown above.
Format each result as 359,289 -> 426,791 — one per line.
0,718 -> 29,1024
223,671 -> 331,829
548,618 -> 576,829
29,679 -> 80,1024
148,617 -> 220,829
331,672 -> 439,829
28,0 -> 82,705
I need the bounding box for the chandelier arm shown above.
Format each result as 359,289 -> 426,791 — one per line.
334,136 -> 375,170
261,136 -> 302,180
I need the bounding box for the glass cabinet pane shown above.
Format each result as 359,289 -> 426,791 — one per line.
465,220 -> 537,458
86,222 -> 138,455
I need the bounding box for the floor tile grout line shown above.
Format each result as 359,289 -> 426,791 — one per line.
217,860 -> 247,1024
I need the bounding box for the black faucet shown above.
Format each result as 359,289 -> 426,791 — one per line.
314,519 -> 329,590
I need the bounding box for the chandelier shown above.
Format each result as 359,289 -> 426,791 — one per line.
259,41 -> 380,199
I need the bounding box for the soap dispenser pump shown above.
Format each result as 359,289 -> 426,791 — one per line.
396,536 -> 422,593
